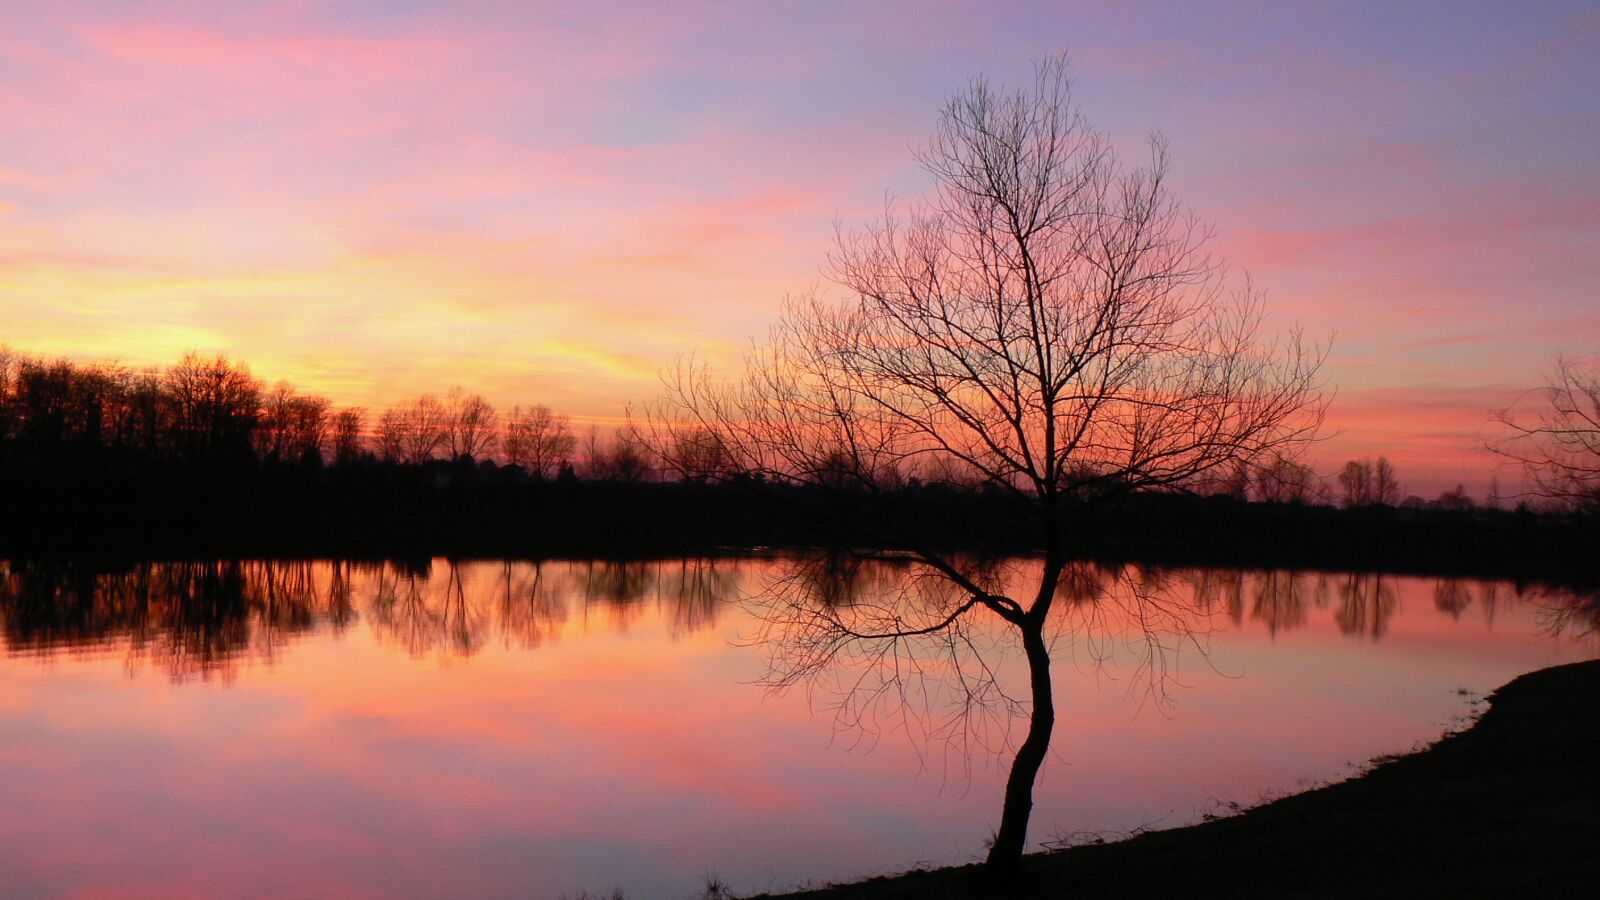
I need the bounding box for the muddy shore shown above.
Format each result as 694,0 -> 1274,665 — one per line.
767,659 -> 1600,898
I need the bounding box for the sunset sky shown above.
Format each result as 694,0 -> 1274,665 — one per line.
2,1 -> 1596,495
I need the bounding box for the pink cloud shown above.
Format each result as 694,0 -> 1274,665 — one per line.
78,24 -> 452,81
1226,193 -> 1600,272
1309,383 -> 1524,494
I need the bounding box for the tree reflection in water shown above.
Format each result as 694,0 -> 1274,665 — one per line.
1433,578 -> 1474,620
1334,572 -> 1400,639
0,558 -> 1594,684
497,560 -> 568,650
1252,570 -> 1315,635
0,558 -> 741,680
1537,581 -> 1600,641
741,557 -> 1242,779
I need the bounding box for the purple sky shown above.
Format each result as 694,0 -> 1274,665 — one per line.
2,1 -> 1597,495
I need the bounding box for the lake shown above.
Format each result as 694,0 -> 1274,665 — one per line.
0,557 -> 1593,898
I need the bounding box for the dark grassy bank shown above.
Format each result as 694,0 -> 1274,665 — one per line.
765,659 -> 1600,899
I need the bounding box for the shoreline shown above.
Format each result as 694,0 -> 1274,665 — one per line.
764,659 -> 1600,898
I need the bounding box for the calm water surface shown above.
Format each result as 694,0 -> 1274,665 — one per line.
0,557 -> 1593,898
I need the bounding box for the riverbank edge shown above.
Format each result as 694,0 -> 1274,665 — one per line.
760,658 -> 1600,898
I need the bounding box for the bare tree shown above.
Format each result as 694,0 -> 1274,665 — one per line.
253,382 -> 329,464
1338,456 -> 1400,507
1435,483 -> 1476,512
502,403 -> 576,477
1338,459 -> 1372,507
582,423 -> 650,482
0,344 -> 15,439
1491,357 -> 1600,511
163,352 -> 261,461
1254,452 -> 1321,504
579,425 -> 605,478
651,57 -> 1324,880
255,381 -> 298,462
287,395 -> 330,463
375,409 -> 405,464
445,387 -> 499,461
1373,456 -> 1402,505
662,426 -> 732,481
399,394 -> 448,464
105,366 -> 165,455
1207,457 -> 1252,500
332,407 -> 366,465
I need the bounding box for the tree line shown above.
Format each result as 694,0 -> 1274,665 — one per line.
0,344 -> 664,480
3,343 -> 1591,515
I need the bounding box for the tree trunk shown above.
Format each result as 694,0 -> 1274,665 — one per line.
983,619 -> 1055,882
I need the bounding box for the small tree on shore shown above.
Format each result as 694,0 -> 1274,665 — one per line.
652,57 -> 1325,881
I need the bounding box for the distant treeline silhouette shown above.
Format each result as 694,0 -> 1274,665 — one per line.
0,344 -> 1547,506
0,344 -> 1594,577
0,344 -> 641,476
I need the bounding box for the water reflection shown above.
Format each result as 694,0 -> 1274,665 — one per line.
1333,572 -> 1399,638
1537,581 -> 1600,640
1,559 -> 1595,683
0,558 -> 740,680
0,556 -> 1595,898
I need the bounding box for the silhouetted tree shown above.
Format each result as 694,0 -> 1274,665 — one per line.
288,395 -> 330,464
1249,452 -> 1320,503
651,57 -> 1325,880
332,407 -> 367,465
375,408 -> 405,464
1338,461 -> 1372,507
1435,483 -> 1476,512
503,403 -> 576,477
1374,457 -> 1402,505
1210,458 -> 1253,500
662,427 -> 732,481
8,357 -> 112,445
0,345 -> 15,435
399,393 -> 448,464
445,387 -> 498,461
582,424 -> 649,482
1338,456 -> 1401,507
104,367 -> 165,455
163,352 -> 261,462
255,382 -> 330,464
1491,356 -> 1600,512
256,381 -> 298,462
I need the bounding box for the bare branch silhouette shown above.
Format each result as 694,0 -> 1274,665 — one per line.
1491,356 -> 1600,511
649,55 -> 1326,880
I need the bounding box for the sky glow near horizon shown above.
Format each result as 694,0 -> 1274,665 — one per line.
2,1 -> 1597,495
